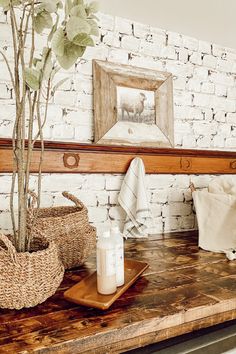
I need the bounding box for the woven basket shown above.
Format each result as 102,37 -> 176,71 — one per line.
30,192 -> 96,269
0,232 -> 64,310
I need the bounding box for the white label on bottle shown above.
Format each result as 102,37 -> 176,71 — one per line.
97,249 -> 101,276
116,244 -> 124,285
97,249 -> 116,277
106,249 -> 116,276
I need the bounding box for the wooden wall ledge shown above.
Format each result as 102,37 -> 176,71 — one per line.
1,138 -> 236,174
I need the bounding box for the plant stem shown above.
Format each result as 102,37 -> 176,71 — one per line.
0,51 -> 15,94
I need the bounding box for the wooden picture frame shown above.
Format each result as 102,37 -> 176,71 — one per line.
93,60 -> 174,148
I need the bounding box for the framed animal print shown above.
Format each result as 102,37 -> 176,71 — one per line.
93,60 -> 174,148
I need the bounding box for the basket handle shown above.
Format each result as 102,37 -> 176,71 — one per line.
190,182 -> 196,193
62,192 -> 87,211
0,233 -> 18,264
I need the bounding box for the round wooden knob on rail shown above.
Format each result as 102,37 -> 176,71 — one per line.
230,160 -> 236,170
63,153 -> 80,169
180,157 -> 192,171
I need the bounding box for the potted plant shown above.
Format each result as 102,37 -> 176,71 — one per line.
0,0 -> 99,309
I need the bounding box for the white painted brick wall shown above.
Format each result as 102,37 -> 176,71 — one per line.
1,12 -> 236,236
121,35 -> 141,52
202,55 -> 217,69
199,40 -> 211,54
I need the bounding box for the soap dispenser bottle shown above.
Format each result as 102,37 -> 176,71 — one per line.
111,226 -> 125,287
96,230 -> 117,295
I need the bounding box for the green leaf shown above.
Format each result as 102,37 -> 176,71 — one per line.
34,11 -> 53,34
0,0 -> 21,9
70,4 -> 86,18
34,59 -> 43,73
48,18 -> 59,42
25,68 -> 41,91
87,1 -> 99,14
51,27 -> 65,56
31,49 -> 52,81
56,40 -> 86,69
36,0 -> 62,13
89,13 -> 99,21
58,1 -> 63,9
35,4 -> 43,14
33,57 -> 41,67
50,66 -> 60,81
48,13 -> 59,42
90,1 -> 99,12
42,48 -> 53,80
73,0 -> 84,6
87,19 -> 99,36
73,33 -> 94,47
41,0 -> 57,13
0,0 -> 9,8
66,16 -> 90,41
52,77 -> 70,94
65,0 -> 73,18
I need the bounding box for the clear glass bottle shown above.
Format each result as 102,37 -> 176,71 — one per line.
111,226 -> 125,287
96,230 -> 117,295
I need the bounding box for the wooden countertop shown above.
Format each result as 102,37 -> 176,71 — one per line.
1,231 -> 236,353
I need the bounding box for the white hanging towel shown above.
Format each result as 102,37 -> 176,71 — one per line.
118,157 -> 152,238
193,176 -> 236,253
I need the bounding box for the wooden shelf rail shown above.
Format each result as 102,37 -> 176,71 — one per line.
1,138 -> 236,174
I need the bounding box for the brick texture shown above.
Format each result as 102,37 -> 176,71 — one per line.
1,11 -> 236,235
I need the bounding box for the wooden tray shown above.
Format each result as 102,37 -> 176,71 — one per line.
64,259 -> 148,310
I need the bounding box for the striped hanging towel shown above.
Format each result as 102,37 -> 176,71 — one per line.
118,157 -> 152,238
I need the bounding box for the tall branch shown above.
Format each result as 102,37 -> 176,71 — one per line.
9,2 -> 20,108
25,90 -> 37,194
29,0 -> 35,67
0,51 -> 15,93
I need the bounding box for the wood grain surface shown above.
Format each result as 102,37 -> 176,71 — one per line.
1,231 -> 236,353
64,259 -> 149,310
1,138 -> 236,174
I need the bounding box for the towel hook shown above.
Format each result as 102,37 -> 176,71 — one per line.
180,157 -> 192,171
230,160 -> 236,170
63,153 -> 80,169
